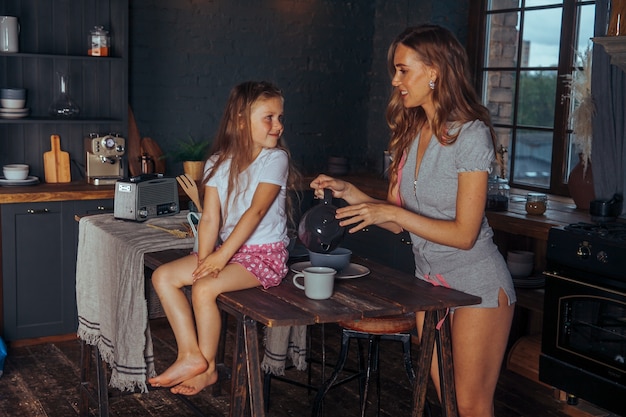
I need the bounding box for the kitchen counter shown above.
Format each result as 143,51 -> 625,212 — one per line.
0,181 -> 116,204
1,175 -> 592,235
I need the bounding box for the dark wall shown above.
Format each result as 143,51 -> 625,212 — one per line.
129,0 -> 469,176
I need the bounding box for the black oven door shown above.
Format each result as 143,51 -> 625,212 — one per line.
541,272 -> 626,415
542,272 -> 626,383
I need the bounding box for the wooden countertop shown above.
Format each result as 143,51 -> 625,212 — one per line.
0,181 -> 116,204
1,174 -> 592,242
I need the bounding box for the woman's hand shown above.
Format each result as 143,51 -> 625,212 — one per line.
310,174 -> 350,200
335,202 -> 397,234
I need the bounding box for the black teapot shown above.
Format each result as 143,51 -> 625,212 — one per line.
298,188 -> 345,253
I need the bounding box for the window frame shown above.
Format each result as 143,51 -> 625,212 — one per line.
467,0 -> 595,196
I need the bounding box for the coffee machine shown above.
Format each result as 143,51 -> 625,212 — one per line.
85,133 -> 126,185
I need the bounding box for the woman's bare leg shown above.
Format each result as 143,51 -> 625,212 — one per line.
416,289 -> 514,417
148,255 -> 207,388
171,263 -> 260,395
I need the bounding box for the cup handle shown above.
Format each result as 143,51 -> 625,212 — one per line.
187,211 -> 200,236
293,273 -> 305,290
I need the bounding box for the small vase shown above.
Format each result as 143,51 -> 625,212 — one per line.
48,72 -> 81,118
567,154 -> 596,210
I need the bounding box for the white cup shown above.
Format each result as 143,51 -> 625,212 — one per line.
292,266 -> 336,300
0,16 -> 19,53
187,211 -> 201,252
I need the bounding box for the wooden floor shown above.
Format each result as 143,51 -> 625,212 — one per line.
0,318 -> 619,417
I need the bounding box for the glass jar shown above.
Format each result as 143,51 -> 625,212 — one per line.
525,193 -> 548,215
88,26 -> 110,56
486,176 -> 510,211
48,72 -> 81,118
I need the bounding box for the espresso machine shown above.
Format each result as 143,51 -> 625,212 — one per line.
85,133 -> 126,185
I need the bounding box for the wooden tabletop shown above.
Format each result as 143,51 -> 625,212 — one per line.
145,249 -> 481,328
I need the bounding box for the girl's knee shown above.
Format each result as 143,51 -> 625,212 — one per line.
191,279 -> 219,301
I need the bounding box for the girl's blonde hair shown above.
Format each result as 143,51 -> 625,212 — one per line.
202,81 -> 301,226
385,25 -> 498,188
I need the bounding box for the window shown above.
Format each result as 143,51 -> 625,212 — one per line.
468,0 -> 596,195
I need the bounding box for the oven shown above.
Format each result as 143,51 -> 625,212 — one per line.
540,223 -> 626,416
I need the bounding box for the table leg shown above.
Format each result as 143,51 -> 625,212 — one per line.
412,310 -> 436,417
229,315 -> 266,417
436,309 -> 458,417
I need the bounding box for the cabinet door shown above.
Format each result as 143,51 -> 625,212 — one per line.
1,202 -> 75,340
342,225 -> 415,275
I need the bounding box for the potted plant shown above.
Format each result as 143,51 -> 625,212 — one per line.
168,136 -> 209,181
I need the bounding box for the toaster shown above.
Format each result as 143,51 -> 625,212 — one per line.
114,174 -> 180,221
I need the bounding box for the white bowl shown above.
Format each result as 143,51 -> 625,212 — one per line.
0,88 -> 26,99
3,164 -> 29,180
507,250 -> 534,263
1,98 -> 26,109
507,260 -> 533,278
308,247 -> 352,271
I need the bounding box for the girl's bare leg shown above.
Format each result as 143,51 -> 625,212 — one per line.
148,255 -> 207,388
171,263 -> 260,395
416,289 -> 514,417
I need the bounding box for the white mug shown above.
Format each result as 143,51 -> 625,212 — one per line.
187,211 -> 201,252
292,266 -> 336,300
0,16 -> 19,53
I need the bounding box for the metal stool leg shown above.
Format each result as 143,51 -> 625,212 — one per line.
312,329 -> 353,417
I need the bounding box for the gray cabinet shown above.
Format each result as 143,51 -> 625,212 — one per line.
1,199 -> 113,340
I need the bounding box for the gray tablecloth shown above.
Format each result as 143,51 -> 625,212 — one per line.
76,212 -> 193,393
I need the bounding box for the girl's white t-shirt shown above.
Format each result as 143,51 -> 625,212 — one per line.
205,148 -> 289,246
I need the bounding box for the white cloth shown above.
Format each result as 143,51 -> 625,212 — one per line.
205,147 -> 289,246
261,325 -> 308,375
76,212 -> 194,393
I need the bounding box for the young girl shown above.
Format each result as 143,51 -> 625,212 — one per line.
148,81 -> 299,396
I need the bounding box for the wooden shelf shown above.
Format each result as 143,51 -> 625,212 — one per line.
592,36 -> 626,73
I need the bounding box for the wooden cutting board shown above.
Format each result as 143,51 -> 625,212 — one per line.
141,137 -> 166,174
43,134 -> 71,183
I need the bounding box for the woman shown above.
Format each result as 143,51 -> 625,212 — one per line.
311,25 -> 516,417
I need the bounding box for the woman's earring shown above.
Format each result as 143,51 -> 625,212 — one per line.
429,79 -> 436,90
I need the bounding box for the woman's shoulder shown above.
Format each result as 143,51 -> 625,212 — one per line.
451,120 -> 489,136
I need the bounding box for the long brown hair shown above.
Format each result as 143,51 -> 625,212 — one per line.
202,81 -> 301,227
385,25 -> 498,188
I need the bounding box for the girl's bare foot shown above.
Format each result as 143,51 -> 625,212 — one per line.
170,369 -> 219,396
148,355 -> 208,388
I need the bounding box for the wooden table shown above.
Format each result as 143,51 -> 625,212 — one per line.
144,249 -> 481,417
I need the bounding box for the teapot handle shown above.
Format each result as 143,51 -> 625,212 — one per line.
323,188 -> 333,205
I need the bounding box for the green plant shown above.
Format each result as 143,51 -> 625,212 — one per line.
168,136 -> 210,162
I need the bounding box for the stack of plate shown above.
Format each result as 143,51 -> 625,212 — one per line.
0,107 -> 30,119
0,88 -> 29,119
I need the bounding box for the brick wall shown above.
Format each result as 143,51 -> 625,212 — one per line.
129,0 -> 469,176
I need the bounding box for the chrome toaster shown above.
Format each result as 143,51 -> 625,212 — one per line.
114,174 -> 179,221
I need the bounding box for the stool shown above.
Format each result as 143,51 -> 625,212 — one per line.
312,313 -> 417,417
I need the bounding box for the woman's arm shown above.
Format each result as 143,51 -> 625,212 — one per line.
335,170 -> 487,250
310,174 -> 404,234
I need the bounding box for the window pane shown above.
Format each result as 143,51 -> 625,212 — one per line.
488,0 -> 521,11
485,12 -> 520,67
484,71 -> 517,125
518,70 -> 557,127
522,8 -> 562,67
513,129 -> 552,187
576,4 -> 596,60
525,0 -> 563,7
